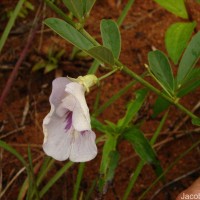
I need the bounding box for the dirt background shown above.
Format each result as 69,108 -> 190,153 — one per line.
0,0 -> 200,199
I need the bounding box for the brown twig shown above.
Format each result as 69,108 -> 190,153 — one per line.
150,166 -> 200,200
0,13 -> 40,110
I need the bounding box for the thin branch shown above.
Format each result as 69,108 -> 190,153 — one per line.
0,9 -> 40,109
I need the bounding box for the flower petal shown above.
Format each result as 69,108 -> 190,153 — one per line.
50,77 -> 71,107
69,130 -> 97,162
65,82 -> 91,131
43,111 -> 73,161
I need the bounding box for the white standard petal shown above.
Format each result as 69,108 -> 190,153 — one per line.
69,130 -> 97,162
65,82 -> 91,131
49,77 -> 71,107
43,109 -> 73,161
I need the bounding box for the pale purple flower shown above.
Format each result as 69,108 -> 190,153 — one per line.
43,77 -> 97,162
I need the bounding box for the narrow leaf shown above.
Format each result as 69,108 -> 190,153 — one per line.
153,0 -> 188,19
123,127 -> 158,164
94,80 -> 135,117
165,22 -> 196,64
44,18 -> 94,50
177,32 -> 200,87
148,50 -> 174,93
192,118 -> 200,126
83,0 -> 96,15
88,46 -> 115,66
100,19 -> 121,58
0,140 -> 27,167
117,88 -> 148,130
99,134 -> 117,192
106,151 -> 120,182
152,96 -> 171,118
91,117 -> 107,133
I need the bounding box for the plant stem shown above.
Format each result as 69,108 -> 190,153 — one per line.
98,68 -> 118,81
122,66 -> 198,119
117,0 -> 135,26
44,0 -> 74,26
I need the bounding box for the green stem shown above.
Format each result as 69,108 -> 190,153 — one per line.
72,163 -> 85,200
117,0 -> 135,26
98,68 -> 118,81
44,0 -> 74,26
122,66 -> 198,119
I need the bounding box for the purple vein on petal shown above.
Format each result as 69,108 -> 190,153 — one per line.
65,111 -> 72,131
81,130 -> 88,136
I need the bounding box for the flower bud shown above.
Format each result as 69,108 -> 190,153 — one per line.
68,74 -> 98,92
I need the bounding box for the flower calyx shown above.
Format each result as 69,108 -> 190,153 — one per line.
68,74 -> 98,92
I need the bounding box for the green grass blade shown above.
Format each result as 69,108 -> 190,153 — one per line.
39,161 -> 73,198
27,147 -> 40,200
0,0 -> 26,53
94,80 -> 136,117
85,179 -> 97,200
117,88 -> 148,130
36,156 -> 54,186
72,163 -> 85,200
117,0 -> 135,26
0,140 -> 27,167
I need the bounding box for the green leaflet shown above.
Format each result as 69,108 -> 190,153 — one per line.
88,46 -> 115,66
176,32 -> 200,87
148,50 -> 175,94
100,19 -> 121,58
154,0 -> 188,19
62,0 -> 84,21
165,22 -> 196,64
44,18 -> 94,50
83,0 -> 96,15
